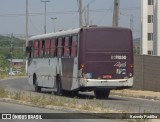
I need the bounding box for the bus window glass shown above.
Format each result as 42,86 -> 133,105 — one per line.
41,40 -> 45,57
71,36 -> 78,57
45,39 -> 50,57
50,38 -> 57,57
28,41 -> 33,58
34,40 -> 39,58
57,38 -> 63,57
39,40 -> 43,57
64,37 -> 70,57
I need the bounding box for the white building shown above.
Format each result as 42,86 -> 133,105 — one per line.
141,0 -> 160,55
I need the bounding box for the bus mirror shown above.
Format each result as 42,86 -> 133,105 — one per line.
26,46 -> 29,53
26,46 -> 31,56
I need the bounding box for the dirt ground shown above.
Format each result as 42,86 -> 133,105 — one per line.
111,89 -> 160,101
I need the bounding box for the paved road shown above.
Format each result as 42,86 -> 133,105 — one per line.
0,102 -> 117,122
0,78 -> 160,113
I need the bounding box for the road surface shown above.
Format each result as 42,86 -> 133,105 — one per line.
0,102 -> 117,122
0,78 -> 160,113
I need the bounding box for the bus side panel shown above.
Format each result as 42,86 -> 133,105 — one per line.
78,29 -> 86,71
28,58 -> 57,88
61,58 -> 74,90
71,57 -> 79,90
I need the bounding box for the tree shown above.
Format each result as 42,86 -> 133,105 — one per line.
0,54 -> 9,69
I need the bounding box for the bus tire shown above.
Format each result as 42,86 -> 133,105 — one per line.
94,89 -> 110,99
56,75 -> 63,96
33,74 -> 41,92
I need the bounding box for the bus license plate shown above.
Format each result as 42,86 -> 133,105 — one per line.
102,75 -> 112,79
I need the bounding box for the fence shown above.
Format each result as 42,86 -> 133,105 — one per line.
133,55 -> 160,92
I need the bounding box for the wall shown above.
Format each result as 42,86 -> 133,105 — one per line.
133,55 -> 160,91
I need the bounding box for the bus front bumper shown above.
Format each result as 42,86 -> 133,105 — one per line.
79,77 -> 133,89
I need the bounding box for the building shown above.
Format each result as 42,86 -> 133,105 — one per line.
8,59 -> 25,68
141,0 -> 160,55
153,0 -> 160,55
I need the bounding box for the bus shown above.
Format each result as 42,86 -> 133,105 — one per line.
26,26 -> 134,99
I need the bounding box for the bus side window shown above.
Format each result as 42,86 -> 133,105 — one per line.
28,41 -> 33,58
38,40 -> 43,57
64,37 -> 70,57
34,40 -> 39,58
42,40 -> 45,57
45,39 -> 50,57
50,38 -> 57,57
71,36 -> 78,57
57,37 -> 63,57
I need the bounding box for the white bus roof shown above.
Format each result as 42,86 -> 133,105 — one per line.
29,28 -> 81,41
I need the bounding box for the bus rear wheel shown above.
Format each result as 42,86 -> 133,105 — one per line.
33,74 -> 41,92
94,89 -> 110,99
56,75 -> 63,96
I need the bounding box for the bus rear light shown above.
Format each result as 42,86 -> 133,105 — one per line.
130,64 -> 133,68
129,64 -> 133,77
129,73 -> 133,77
81,64 -> 85,69
102,74 -> 112,79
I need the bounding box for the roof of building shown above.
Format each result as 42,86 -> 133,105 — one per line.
8,59 -> 25,63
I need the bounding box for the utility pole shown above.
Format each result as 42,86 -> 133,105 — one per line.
130,14 -> 133,31
112,0 -> 120,27
78,0 -> 83,27
41,0 -> 50,34
51,17 -> 57,32
10,33 -> 13,76
87,4 -> 90,26
25,0 -> 28,73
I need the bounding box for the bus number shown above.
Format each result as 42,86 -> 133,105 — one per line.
111,55 -> 127,60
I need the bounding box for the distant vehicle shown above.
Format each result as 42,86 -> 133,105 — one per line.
9,71 -> 22,76
13,71 -> 22,74
26,26 -> 134,99
9,72 -> 15,76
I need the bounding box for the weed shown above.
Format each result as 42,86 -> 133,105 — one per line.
0,88 -> 113,113
0,86 -> 6,97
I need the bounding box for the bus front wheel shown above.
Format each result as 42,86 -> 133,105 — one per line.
33,74 -> 41,92
94,89 -> 110,99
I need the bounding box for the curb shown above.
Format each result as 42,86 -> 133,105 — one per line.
0,98 -> 117,119
0,76 -> 27,81
0,98 -> 92,113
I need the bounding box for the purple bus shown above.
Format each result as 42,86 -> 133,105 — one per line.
26,26 -> 134,99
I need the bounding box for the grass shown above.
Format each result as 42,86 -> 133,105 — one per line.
0,87 -> 158,121
0,86 -> 7,97
0,74 -> 9,79
0,87 -> 112,113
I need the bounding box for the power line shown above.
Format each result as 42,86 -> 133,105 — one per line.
28,16 -> 43,33
0,7 -> 140,18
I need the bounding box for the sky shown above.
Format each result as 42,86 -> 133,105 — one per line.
0,0 -> 141,38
